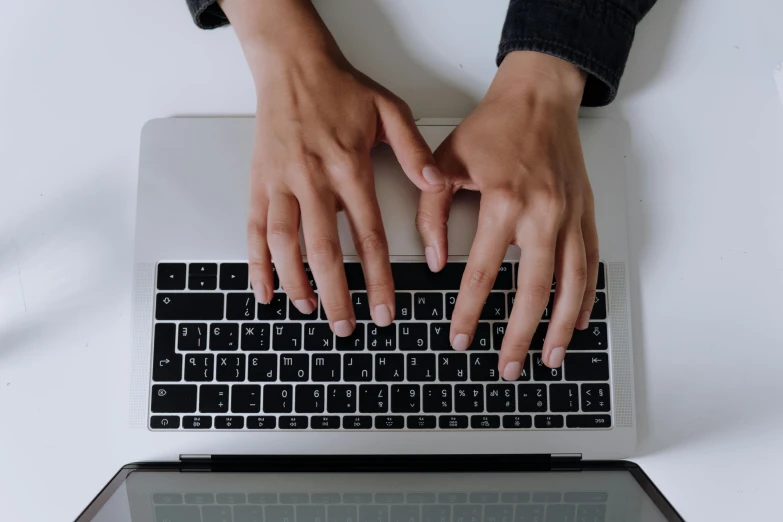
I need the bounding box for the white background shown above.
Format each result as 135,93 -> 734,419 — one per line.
1,0 -> 782,520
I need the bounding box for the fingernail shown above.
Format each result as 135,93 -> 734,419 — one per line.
502,361 -> 522,381
576,311 -> 590,330
425,246 -> 439,272
452,334 -> 470,351
422,165 -> 445,185
333,319 -> 355,337
294,298 -> 316,315
373,304 -> 393,327
253,282 -> 270,304
548,347 -> 565,368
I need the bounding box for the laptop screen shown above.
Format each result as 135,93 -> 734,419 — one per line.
83,468 -> 674,522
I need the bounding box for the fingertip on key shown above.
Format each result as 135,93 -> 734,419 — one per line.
333,319 -> 356,338
373,304 -> 393,327
452,333 -> 470,351
502,361 -> 522,381
547,347 -> 565,368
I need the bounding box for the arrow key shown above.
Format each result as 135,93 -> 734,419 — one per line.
188,275 -> 217,290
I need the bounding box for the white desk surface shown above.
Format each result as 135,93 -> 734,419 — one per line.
1,0 -> 781,520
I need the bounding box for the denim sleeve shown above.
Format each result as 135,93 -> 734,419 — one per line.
185,0 -> 228,29
498,0 -> 658,106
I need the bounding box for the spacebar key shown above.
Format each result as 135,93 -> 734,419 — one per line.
156,293 -> 224,320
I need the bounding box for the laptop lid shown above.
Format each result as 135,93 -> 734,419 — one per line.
77,456 -> 683,522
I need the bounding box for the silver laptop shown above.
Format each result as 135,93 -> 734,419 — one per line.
129,117 -> 636,459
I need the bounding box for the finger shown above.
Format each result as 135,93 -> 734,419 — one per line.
416,187 -> 453,273
542,224 -> 587,368
450,194 -> 515,351
298,190 -> 355,336
266,191 -> 318,315
377,97 -> 446,192
577,209 -> 600,330
247,189 -> 274,304
500,229 -> 557,380
340,156 -> 395,327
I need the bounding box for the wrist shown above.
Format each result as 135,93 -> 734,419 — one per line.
490,51 -> 587,109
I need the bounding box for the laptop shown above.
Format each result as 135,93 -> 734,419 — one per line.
76,117 -> 682,520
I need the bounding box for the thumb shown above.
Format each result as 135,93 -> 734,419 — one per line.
416,187 -> 453,272
377,97 -> 446,192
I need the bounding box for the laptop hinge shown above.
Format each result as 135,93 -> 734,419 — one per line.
551,454 -> 582,471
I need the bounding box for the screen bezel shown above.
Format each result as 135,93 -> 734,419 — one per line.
75,457 -> 684,522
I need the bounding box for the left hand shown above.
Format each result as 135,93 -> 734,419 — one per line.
416,51 -> 599,379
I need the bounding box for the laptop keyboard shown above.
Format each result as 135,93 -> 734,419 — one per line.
151,490 -> 609,522
149,261 -> 611,431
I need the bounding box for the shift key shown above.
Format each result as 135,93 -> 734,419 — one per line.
156,293 -> 224,320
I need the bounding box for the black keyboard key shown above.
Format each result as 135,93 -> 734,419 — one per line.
375,354 -> 404,381
513,506 -> 544,522
231,384 -> 261,413
492,322 -> 506,351
471,415 -> 500,429
199,384 -> 229,413
241,323 -> 270,351
542,292 -> 554,320
414,293 -> 443,319
184,354 -> 214,381
305,323 -> 333,351
344,262 -> 366,290
534,415 -> 564,428
189,275 -> 217,290
430,323 -> 450,350
375,415 -> 404,429
150,415 -> 180,429
215,415 -> 244,429
597,262 -> 605,290
518,384 -> 547,412
392,262 -> 463,290
543,505 -> 574,521
570,322 -> 608,350
482,293 -> 506,320
156,506 -> 201,521
407,354 -> 436,381
327,384 -> 357,413
500,493 -> 530,503
495,263 -> 513,289
344,354 -> 373,382
486,384 -> 515,412
395,293 -> 412,320
247,416 -> 277,429
550,384 -> 579,412
445,293 -> 457,319
581,383 -> 610,412
566,492 -> 608,503
469,323 -> 491,350
177,322 -> 207,351
359,384 -> 389,413
502,415 -> 532,429
530,323 -> 548,350
210,323 -> 239,351
280,415 -> 308,429
151,385 -> 197,413
336,323 -> 365,351
439,415 -> 468,429
575,505 -> 606,522
312,416 -> 340,429
399,323 -> 427,350
423,384 -> 452,413
183,415 -> 212,429
190,263 -> 217,276
289,297 -> 319,321
262,384 -> 292,413
157,263 -> 186,290
258,293 -> 287,320
153,323 -> 182,382
565,353 -> 609,381
473,493 -> 500,504
280,354 -> 309,381
343,415 -> 372,429
216,493 -> 246,504
470,353 -> 499,381
533,353 -> 562,381
248,354 -> 277,381
438,353 -> 467,381
591,292 -> 607,319
368,324 -> 396,351
156,293 -> 224,321
436,493 -> 466,503
303,263 -> 318,290
407,415 -> 437,429
455,384 -> 483,413
351,292 -> 371,320
507,292 -> 515,313
391,384 -> 420,413
272,323 -> 302,351
359,505 -> 389,522
567,414 -> 612,428
227,293 -> 256,320
215,354 -> 245,381
219,263 -> 248,290
312,354 -> 341,381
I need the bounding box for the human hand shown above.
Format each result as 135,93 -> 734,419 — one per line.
416,51 -> 598,377
221,0 -> 445,335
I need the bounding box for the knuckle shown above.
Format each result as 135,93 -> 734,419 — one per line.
415,208 -> 445,233
308,236 -> 341,263
365,278 -> 394,297
522,283 -> 551,310
486,190 -> 522,222
321,300 -> 353,320
466,267 -> 494,289
501,338 -> 532,356
281,283 -> 311,298
355,229 -> 388,257
266,220 -> 297,248
563,264 -> 588,285
326,147 -> 363,181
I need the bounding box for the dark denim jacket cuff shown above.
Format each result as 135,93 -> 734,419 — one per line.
497,0 -> 637,106
187,0 -> 229,29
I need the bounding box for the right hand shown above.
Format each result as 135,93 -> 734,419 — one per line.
220,0 -> 446,336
